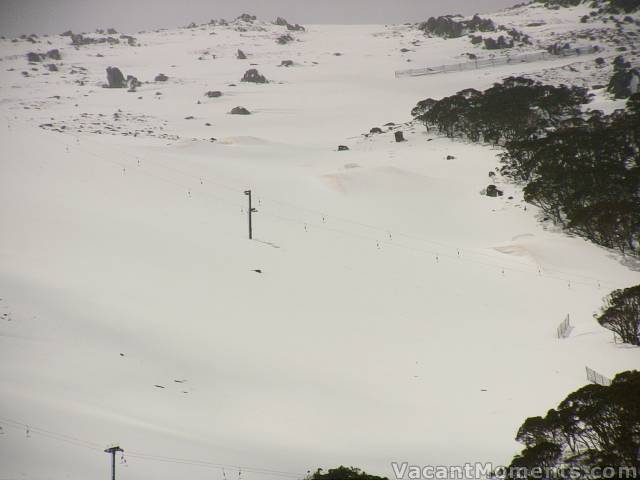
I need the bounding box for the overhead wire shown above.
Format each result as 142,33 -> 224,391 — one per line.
0,416 -> 306,479
2,115 -> 629,290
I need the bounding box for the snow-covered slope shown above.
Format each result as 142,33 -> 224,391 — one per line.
1,4 -> 639,480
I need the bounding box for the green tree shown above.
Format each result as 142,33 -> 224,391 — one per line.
596,285 -> 640,346
508,371 -> 640,477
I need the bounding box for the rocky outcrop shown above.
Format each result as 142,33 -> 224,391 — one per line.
241,69 -> 267,83
46,49 -> 61,60
72,33 -> 119,46
106,67 -> 126,88
237,49 -> 247,60
27,49 -> 62,63
126,75 -> 141,91
230,106 -> 251,115
276,34 -> 294,45
486,185 -> 504,197
274,16 -> 305,31
236,13 -> 256,22
26,52 -> 43,62
154,73 -> 168,82
120,35 -> 137,46
484,35 -> 513,50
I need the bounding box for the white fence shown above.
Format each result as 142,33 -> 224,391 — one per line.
585,366 -> 612,386
395,46 -> 600,78
557,314 -> 571,339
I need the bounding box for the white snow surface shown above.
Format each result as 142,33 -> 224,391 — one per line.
0,4 -> 639,480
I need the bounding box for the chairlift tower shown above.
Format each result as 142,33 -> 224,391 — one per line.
105,445 -> 124,480
244,190 -> 258,239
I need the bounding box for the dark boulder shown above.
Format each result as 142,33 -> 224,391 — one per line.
394,131 -> 406,142
205,90 -> 222,98
155,73 -> 168,82
46,64 -> 58,72
280,60 -> 294,67
338,145 -> 349,151
26,52 -> 43,62
126,75 -> 140,89
106,67 -> 126,88
230,106 -> 251,115
46,49 -> 61,60
484,35 -> 513,50
369,127 -> 383,134
237,49 -> 247,59
274,16 -> 304,31
72,33 -> 119,45
241,69 -> 267,83
276,34 -> 294,45
486,185 -> 504,197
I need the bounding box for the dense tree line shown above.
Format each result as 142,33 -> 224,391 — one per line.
506,371 -> 640,479
412,78 -> 640,255
417,14 -> 496,39
596,284 -> 640,345
412,77 -> 589,144
535,0 -> 583,7
538,0 -> 640,12
306,467 -> 388,480
417,15 -> 529,49
601,0 -> 640,13
502,95 -> 640,254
